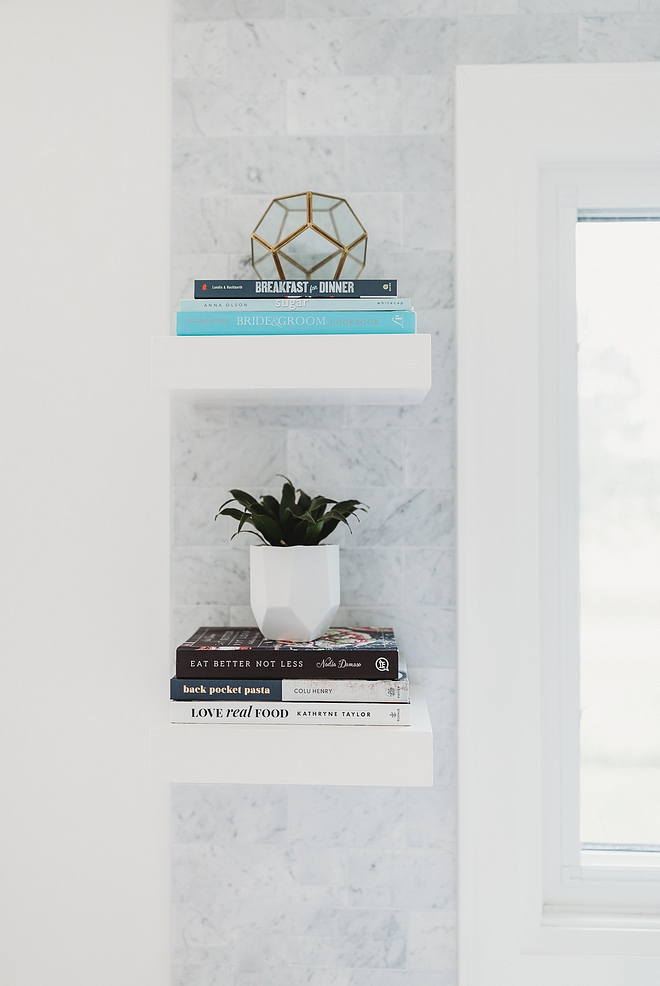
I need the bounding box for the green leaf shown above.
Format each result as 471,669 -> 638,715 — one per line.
278,477 -> 296,517
295,490 -> 312,515
317,516 -> 341,539
252,514 -> 287,546
260,495 -> 281,517
302,520 -> 325,545
216,507 -> 245,522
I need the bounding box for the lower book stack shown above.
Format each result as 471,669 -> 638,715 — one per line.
170,626 -> 409,726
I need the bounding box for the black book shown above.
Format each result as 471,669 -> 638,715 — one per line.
176,627 -> 399,680
193,279 -> 397,299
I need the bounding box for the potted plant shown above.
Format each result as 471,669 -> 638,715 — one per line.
216,477 -> 368,642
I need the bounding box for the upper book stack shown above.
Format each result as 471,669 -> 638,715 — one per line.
175,279 -> 416,337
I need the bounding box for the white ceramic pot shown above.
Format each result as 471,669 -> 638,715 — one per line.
250,544 -> 340,642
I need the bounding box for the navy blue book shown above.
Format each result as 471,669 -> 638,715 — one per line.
194,279 -> 397,299
171,668 -> 409,703
172,679 -> 282,701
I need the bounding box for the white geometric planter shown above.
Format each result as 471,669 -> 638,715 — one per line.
250,544 -> 340,642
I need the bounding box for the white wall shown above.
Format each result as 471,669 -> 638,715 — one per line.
0,2 -> 170,983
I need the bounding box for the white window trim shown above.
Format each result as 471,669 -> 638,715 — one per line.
542,175 -> 660,913
457,63 -> 660,980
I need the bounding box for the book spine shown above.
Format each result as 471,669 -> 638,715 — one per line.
194,279 -> 397,299
170,700 -> 411,725
170,677 -> 409,702
180,298 -> 412,313
176,310 -> 415,337
175,649 -> 398,680
171,678 -> 282,701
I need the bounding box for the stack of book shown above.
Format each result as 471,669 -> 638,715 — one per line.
171,626 -> 410,726
175,278 -> 415,337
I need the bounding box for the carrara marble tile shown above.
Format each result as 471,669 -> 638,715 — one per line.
460,0 -> 518,12
287,77 -> 403,136
342,192 -> 403,249
286,785 -> 408,847
402,76 -> 453,136
335,605 -> 456,667
287,429 -> 405,487
224,194 -> 277,252
458,13 -> 579,62
526,0 -> 637,10
346,135 -> 452,193
228,252 -> 256,278
405,548 -> 455,607
330,487 -> 453,548
288,908 -> 408,968
346,973 -> 441,986
364,248 -> 453,310
171,783 -> 287,844
294,845 -> 350,888
405,429 -> 454,489
347,850 -> 395,908
172,427 -> 287,486
406,908 -> 456,977
172,840 -> 297,905
579,13 -> 660,58
289,0 -> 463,13
408,667 -> 456,730
343,18 -> 459,75
235,969 -> 352,986
230,404 -> 347,428
171,545 -> 250,605
340,547 -> 406,606
174,78 -> 287,137
226,18 -> 343,78
229,604 -> 259,626
172,20 -> 228,77
390,849 -> 455,909
404,786 -> 457,849
226,136 -> 345,194
172,486 -> 233,547
172,950 -> 235,986
174,0 -> 286,18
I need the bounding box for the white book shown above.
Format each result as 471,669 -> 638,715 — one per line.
170,700 -> 411,725
282,668 -> 408,703
179,297 -> 413,312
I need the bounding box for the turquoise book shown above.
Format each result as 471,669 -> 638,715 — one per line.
176,309 -> 416,336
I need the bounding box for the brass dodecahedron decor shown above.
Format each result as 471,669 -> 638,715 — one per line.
251,192 -> 368,280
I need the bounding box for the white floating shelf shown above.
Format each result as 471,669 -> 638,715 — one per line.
150,686 -> 433,787
151,334 -> 431,405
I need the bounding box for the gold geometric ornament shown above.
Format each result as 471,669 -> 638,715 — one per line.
251,191 -> 368,280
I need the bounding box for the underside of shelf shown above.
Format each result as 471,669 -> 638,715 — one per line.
151,333 -> 432,405
150,686 -> 433,787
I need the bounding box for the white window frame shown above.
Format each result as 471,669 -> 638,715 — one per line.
542,176 -> 660,915
457,63 -> 660,982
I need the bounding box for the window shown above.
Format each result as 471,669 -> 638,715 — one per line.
577,217 -> 660,853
